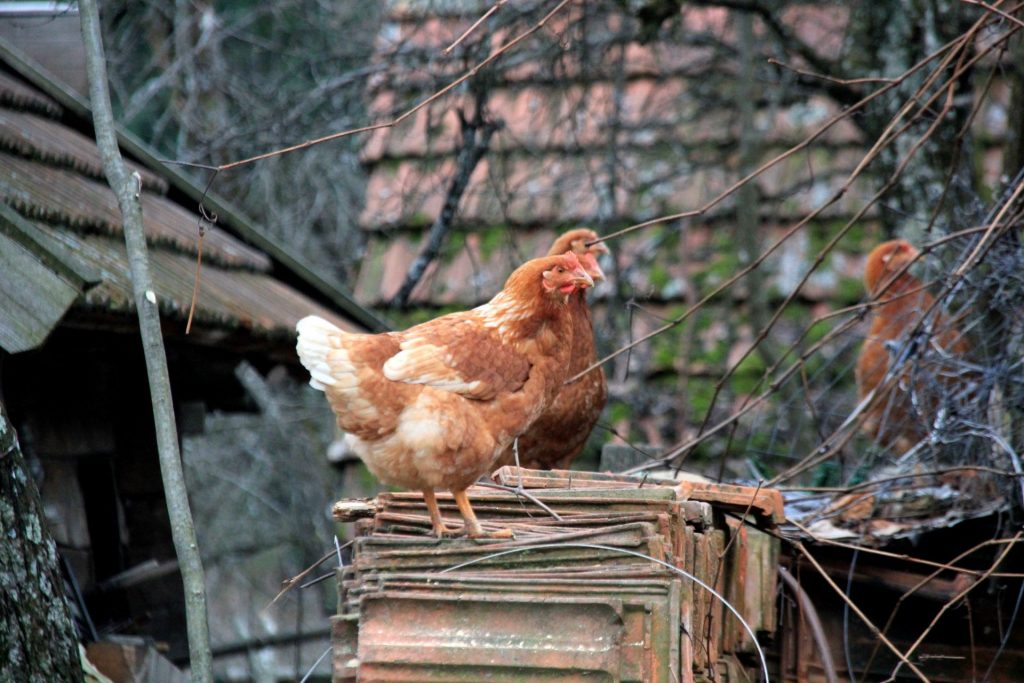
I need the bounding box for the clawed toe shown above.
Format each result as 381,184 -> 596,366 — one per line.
432,523 -> 458,538
467,527 -> 515,540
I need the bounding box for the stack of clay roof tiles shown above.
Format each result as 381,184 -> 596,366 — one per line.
330,467 -> 782,682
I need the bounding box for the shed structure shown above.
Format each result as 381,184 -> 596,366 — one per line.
0,35 -> 383,668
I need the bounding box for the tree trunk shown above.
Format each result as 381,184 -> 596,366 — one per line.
0,401 -> 82,682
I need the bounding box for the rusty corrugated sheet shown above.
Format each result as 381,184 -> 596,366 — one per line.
332,468 -> 781,682
0,64 -> 370,341
0,153 -> 269,270
0,71 -> 60,118
34,228 -> 359,336
0,108 -> 167,192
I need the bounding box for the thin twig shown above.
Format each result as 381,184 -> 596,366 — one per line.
962,0 -> 1024,29
185,225 -> 204,335
205,0 -> 573,172
681,14 -> 1014,460
573,12 -> 1018,400
885,532 -> 1022,681
585,22 -> 985,248
788,518 -> 1024,579
767,57 -> 895,86
791,541 -> 929,682
776,465 -> 1024,495
473,480 -> 565,521
184,178 -> 217,334
983,579 -> 1024,681
861,531 -> 1022,677
443,0 -> 508,54
264,546 -> 350,614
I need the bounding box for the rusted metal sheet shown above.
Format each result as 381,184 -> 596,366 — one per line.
674,479 -> 786,525
344,573 -> 684,681
0,71 -> 61,117
0,77 -> 366,342
0,153 -> 269,270
0,108 -> 168,193
0,224 -> 79,352
333,469 -> 780,682
56,232 -> 357,336
360,594 -> 623,680
721,520 -> 779,655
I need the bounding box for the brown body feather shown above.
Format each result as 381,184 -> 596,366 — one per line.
497,228 -> 609,470
855,239 -> 970,454
296,252 -> 592,536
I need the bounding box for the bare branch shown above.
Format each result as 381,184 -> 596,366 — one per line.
444,0 -> 509,55
767,57 -> 895,86
206,0 -> 573,172
962,0 -> 1024,29
792,541 -> 929,682
79,1 -> 213,679
388,106 -> 501,309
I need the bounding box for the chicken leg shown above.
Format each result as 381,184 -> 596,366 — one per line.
452,489 -> 513,539
423,489 -> 455,537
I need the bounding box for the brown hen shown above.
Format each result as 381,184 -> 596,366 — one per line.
855,239 -> 970,454
496,228 -> 609,471
296,252 -> 592,538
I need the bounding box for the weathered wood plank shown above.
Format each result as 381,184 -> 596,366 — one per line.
0,228 -> 80,352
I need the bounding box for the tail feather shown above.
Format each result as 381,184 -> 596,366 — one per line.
296,315 -> 346,391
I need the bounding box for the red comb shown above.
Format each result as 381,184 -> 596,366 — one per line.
561,251 -> 583,268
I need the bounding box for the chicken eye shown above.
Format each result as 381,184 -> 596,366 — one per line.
556,266 -> 565,273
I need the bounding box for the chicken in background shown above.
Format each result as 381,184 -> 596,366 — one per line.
496,228 -> 609,471
855,239 -> 970,454
296,252 -> 593,538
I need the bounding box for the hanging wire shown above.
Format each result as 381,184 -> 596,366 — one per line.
843,547 -> 859,682
982,578 -> 1024,682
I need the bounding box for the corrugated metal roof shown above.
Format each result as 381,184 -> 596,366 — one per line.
0,70 -> 59,117
0,56 -> 372,352
33,226 -> 359,337
0,107 -> 166,192
0,153 -> 268,270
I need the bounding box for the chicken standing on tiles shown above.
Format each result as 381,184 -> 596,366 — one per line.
296,252 -> 594,538
855,239 -> 970,454
496,228 -> 609,471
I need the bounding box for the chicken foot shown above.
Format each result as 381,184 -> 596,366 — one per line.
423,489 -> 457,537
452,489 -> 514,539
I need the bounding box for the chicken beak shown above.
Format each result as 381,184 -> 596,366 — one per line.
583,243 -> 610,282
571,266 -> 594,289
582,253 -> 607,282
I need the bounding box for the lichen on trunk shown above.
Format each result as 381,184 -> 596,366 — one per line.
0,402 -> 82,682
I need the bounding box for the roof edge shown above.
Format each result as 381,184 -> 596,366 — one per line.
0,202 -> 99,287
0,37 -> 391,333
